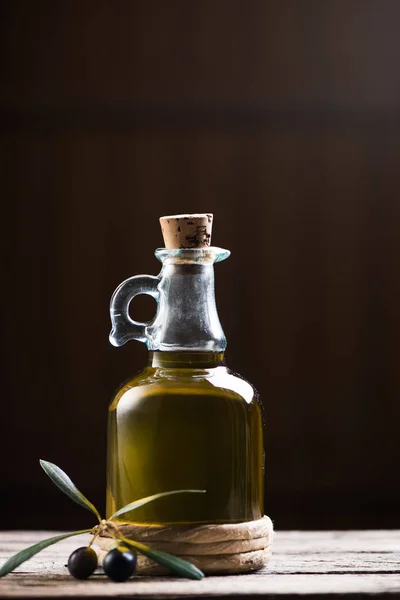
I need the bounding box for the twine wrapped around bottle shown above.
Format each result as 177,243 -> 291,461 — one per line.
96,516 -> 273,575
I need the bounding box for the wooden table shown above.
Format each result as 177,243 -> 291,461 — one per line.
0,530 -> 399,598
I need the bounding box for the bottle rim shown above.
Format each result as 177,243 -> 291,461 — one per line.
155,247 -> 230,264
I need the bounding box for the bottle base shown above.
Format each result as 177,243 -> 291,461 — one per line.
97,515 -> 274,575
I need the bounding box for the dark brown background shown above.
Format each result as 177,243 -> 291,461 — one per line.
1,0 -> 399,530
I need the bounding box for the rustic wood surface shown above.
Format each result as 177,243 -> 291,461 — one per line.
0,530 -> 399,598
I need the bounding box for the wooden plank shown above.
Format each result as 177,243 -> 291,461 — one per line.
0,531 -> 399,597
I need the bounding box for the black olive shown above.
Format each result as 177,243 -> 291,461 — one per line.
67,546 -> 98,580
103,547 -> 137,582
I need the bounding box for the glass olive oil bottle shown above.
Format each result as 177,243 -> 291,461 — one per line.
106,214 -> 264,526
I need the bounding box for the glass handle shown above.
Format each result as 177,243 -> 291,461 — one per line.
109,275 -> 160,347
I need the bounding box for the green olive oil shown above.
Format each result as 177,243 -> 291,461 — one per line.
106,352 -> 264,525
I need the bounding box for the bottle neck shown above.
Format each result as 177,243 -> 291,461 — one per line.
149,351 -> 225,368
146,262 -> 227,352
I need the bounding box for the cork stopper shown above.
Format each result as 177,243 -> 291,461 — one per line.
159,213 -> 213,249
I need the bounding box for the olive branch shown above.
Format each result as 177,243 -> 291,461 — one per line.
0,460 -> 205,580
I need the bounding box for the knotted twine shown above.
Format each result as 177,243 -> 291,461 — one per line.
96,515 -> 273,575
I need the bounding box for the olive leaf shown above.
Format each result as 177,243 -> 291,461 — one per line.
0,530 -> 92,578
40,460 -> 102,523
110,489 -> 206,520
119,536 -> 204,580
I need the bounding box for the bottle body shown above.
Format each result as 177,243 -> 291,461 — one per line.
106,353 -> 264,525
107,243 -> 265,525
